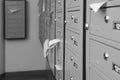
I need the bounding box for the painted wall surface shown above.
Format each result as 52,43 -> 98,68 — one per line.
5,0 -> 47,72
0,0 -> 4,74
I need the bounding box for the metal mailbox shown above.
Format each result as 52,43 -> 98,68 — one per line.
89,39 -> 120,80
90,1 -> 120,43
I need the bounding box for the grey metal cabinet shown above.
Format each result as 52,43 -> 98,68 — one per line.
65,48 -> 82,80
65,0 -> 83,80
86,0 -> 120,80
55,0 -> 64,80
47,0 -> 56,75
5,0 -> 26,39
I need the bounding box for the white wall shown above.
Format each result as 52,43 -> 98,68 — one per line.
5,0 -> 47,72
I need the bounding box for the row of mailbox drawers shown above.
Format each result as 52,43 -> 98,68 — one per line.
55,44 -> 63,80
48,48 -> 55,74
90,6 -> 120,43
56,26 -> 63,39
65,28 -> 83,58
66,0 -> 82,9
56,0 -> 64,13
89,39 -> 120,80
65,48 -> 82,80
56,67 -> 63,80
66,10 -> 83,33
56,42 -> 63,66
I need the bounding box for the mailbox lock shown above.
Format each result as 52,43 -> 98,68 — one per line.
71,16 -> 74,20
104,16 -> 109,23
71,36 -> 74,40
70,56 -> 74,61
103,52 -> 109,61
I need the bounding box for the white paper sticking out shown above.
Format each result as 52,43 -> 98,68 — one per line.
89,1 -> 108,13
55,65 -> 63,71
43,39 -> 49,58
49,39 -> 61,49
43,39 -> 61,58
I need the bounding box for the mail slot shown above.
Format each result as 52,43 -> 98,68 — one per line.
89,39 -> 120,80
65,48 -> 82,79
90,3 -> 120,43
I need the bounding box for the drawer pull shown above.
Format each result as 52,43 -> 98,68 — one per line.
103,52 -> 109,61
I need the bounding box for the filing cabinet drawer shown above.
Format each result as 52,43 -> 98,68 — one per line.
66,10 -> 83,32
56,26 -> 63,39
66,0 -> 81,9
90,39 -> 120,80
65,48 -> 82,79
65,62 -> 81,80
65,29 -> 82,57
56,68 -> 63,80
90,6 -> 120,43
56,0 -> 63,12
56,13 -> 63,27
56,43 -> 63,65
89,67 -> 109,80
